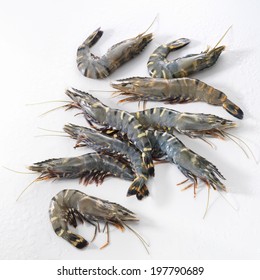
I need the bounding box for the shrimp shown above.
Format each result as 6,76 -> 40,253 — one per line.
50,189 -> 148,251
131,107 -> 237,139
64,123 -> 150,200
77,26 -> 153,79
112,77 -> 244,119
65,88 -> 155,176
147,130 -> 226,196
148,40 -> 224,79
147,28 -> 230,78
28,153 -> 135,185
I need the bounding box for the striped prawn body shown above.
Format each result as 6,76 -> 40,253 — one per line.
147,130 -> 226,195
77,27 -> 153,79
131,107 -> 237,139
49,189 -> 138,249
148,40 -> 224,79
66,88 -> 155,176
28,153 -> 134,185
112,77 -> 244,119
64,123 -> 150,199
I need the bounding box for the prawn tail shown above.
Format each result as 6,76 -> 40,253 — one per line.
168,38 -> 190,50
81,27 -> 103,48
223,99 -> 244,119
127,176 -> 149,200
61,230 -> 89,249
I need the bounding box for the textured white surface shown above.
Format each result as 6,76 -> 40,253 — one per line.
0,0 -> 260,259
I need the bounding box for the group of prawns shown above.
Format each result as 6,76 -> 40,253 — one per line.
22,20 -> 249,253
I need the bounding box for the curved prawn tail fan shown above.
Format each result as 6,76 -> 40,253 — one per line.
62,230 -> 89,249
222,99 -> 244,119
127,176 -> 149,200
81,27 -> 103,48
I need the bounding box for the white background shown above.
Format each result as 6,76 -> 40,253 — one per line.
0,0 -> 260,260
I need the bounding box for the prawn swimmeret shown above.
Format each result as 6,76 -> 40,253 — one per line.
49,189 -> 149,251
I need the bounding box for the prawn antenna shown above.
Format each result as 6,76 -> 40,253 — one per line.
37,127 -> 65,134
208,25 -> 232,54
216,189 -> 239,212
203,184 -> 211,219
2,166 -> 37,175
223,131 -> 257,163
16,174 -> 43,201
89,89 -> 115,93
26,100 -> 70,106
122,221 -> 150,255
35,127 -> 69,138
140,14 -> 158,36
38,104 -> 69,117
34,134 -> 69,138
198,137 -> 216,149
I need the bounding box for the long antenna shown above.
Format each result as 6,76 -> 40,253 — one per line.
224,131 -> 257,163
37,127 -> 65,133
203,184 -> 211,219
26,100 -> 70,106
34,134 -> 70,138
38,104 -> 68,117
208,25 -> 232,54
122,221 -> 150,254
16,175 -> 43,201
216,189 -> 239,212
2,166 -> 37,175
139,14 -> 158,36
